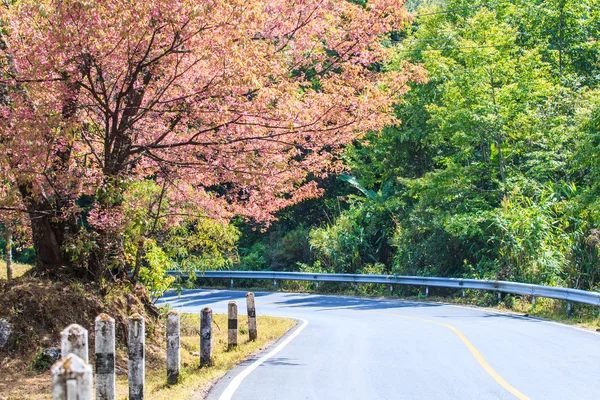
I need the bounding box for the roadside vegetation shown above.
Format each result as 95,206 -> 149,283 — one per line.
1,312 -> 294,400
2,0 -> 600,393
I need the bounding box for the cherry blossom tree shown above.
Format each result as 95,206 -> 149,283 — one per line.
0,0 -> 424,281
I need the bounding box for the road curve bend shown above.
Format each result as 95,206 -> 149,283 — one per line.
158,290 -> 600,400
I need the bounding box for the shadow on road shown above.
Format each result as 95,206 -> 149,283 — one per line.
263,293 -> 442,311
158,290 -> 271,309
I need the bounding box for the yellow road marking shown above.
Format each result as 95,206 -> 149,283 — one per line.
257,302 -> 529,399
353,309 -> 530,400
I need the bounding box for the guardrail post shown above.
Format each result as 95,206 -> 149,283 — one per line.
51,353 -> 93,400
230,279 -> 234,289
273,279 -> 277,290
166,311 -> 180,385
95,314 -> 115,400
532,296 -> 536,309
315,281 -> 319,290
462,289 -> 465,298
425,287 -> 429,298
353,283 -> 358,292
246,292 -> 258,341
567,302 -> 572,318
128,313 -> 145,400
498,292 -> 502,302
61,324 -> 88,363
389,285 -> 393,296
200,308 -> 213,366
228,301 -> 238,348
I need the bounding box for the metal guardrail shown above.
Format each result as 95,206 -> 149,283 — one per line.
166,270 -> 600,307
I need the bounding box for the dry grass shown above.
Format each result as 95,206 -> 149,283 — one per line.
0,314 -> 295,400
114,313 -> 295,400
0,260 -> 32,280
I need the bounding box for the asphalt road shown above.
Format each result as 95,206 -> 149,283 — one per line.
158,290 -> 600,400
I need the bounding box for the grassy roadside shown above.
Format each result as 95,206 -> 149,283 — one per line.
115,313 -> 295,400
0,314 -> 295,400
0,260 -> 32,280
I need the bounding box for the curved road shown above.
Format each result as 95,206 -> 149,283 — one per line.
159,290 -> 600,399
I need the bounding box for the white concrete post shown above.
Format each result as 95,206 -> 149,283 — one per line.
200,308 -> 213,367
462,289 -> 466,298
389,285 -> 393,296
61,324 -> 88,363
246,292 -> 257,341
95,314 -> 115,400
498,292 -> 502,302
315,281 -> 319,290
228,301 -> 238,348
166,311 -> 180,384
128,314 -> 145,400
532,296 -> 536,309
567,302 -> 572,318
425,287 -> 429,297
51,353 -> 93,400
230,279 -> 234,289
273,279 -> 278,290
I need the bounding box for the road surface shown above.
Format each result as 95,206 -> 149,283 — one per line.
158,290 -> 600,399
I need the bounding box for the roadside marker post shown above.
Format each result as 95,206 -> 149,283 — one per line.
246,292 -> 258,341
166,311 -> 180,385
200,308 -> 213,366
51,354 -> 93,400
228,301 -> 238,348
128,314 -> 145,400
61,324 -> 88,363
95,314 -> 116,400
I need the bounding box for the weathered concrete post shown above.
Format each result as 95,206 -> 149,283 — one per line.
166,311 -> 180,385
273,279 -> 278,290
95,314 -> 115,400
315,281 -> 319,290
462,289 -> 466,298
51,353 -> 93,400
567,301 -> 572,318
425,287 -> 429,297
532,296 -> 537,309
389,285 -> 393,296
228,301 -> 238,348
246,292 -> 257,341
200,308 -> 213,367
61,324 -> 88,363
230,279 -> 234,289
128,314 -> 145,400
498,292 -> 502,302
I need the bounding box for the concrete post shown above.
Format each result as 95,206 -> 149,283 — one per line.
567,301 -> 572,318
246,292 -> 257,341
425,287 -> 429,297
61,324 -> 88,363
95,314 -> 115,400
354,282 -> 358,292
389,285 -> 393,296
128,314 -> 145,400
228,301 -> 238,348
200,308 -> 213,367
315,281 -> 319,290
273,279 -> 277,290
498,292 -> 502,302
462,289 -> 466,298
51,353 -> 93,400
230,279 -> 234,289
166,311 -> 180,385
532,296 -> 536,309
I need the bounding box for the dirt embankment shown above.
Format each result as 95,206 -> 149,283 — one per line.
0,277 -> 163,391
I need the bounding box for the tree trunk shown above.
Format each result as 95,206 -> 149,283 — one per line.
28,213 -> 68,276
5,226 -> 12,280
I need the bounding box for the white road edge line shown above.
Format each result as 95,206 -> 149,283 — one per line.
219,318 -> 309,400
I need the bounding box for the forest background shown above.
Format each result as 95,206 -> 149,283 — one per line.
3,0 -> 600,296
